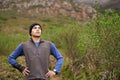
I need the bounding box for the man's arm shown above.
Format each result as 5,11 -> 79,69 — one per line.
50,43 -> 64,74
8,44 -> 25,72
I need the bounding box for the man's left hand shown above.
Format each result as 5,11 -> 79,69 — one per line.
45,70 -> 56,78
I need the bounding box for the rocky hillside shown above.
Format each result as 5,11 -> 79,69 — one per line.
0,0 -> 96,19
0,0 -> 119,19
74,0 -> 120,10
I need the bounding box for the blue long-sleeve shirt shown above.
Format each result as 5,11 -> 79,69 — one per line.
8,42 -> 64,73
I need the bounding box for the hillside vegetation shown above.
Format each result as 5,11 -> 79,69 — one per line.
0,4 -> 120,80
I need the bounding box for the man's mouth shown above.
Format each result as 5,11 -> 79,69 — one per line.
36,32 -> 40,33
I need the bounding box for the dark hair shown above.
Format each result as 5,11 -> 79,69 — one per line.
29,23 -> 42,36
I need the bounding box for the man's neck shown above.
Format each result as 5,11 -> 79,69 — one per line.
31,36 -> 41,42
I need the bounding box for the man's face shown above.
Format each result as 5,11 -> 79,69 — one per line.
31,25 -> 42,37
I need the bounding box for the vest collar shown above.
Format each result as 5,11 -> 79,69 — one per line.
30,38 -> 44,44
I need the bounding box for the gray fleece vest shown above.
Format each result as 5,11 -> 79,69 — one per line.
22,40 -> 50,80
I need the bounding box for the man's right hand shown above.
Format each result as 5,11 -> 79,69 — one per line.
22,67 -> 30,76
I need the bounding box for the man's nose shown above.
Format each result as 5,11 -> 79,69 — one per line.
36,28 -> 40,31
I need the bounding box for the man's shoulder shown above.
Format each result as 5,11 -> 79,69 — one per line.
42,40 -> 53,46
21,40 -> 31,45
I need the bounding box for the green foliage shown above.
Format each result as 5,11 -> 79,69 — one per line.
73,10 -> 120,80
0,16 -> 7,21
59,24 -> 81,60
59,10 -> 120,80
94,11 -> 120,80
40,18 -> 52,22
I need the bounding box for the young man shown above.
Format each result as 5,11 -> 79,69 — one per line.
8,23 -> 64,80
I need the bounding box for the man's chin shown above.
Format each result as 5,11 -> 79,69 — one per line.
33,35 -> 41,38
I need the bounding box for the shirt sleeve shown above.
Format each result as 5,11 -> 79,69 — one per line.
8,43 -> 24,65
50,42 -> 64,73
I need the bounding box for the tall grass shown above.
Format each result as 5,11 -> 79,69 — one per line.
0,33 -> 28,55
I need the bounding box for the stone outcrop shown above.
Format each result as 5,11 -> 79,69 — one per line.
0,0 -> 96,19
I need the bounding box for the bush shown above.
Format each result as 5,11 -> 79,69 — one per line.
61,10 -> 120,80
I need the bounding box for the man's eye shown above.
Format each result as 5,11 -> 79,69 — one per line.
33,27 -> 37,29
